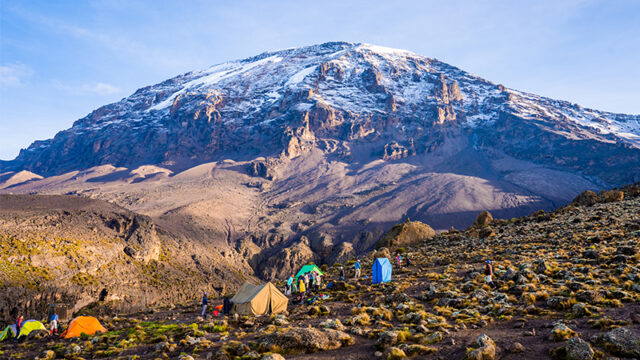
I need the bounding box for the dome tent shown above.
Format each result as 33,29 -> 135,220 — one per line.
372,257 -> 392,284
295,264 -> 324,280
0,325 -> 16,341
61,316 -> 107,338
230,282 -> 288,316
15,320 -> 47,339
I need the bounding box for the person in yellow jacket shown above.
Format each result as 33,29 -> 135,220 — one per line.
298,277 -> 306,304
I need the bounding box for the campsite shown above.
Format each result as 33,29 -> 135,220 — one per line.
0,188 -> 639,359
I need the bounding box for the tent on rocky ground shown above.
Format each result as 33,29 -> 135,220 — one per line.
230,282 -> 288,316
16,320 -> 47,339
0,325 -> 16,341
372,257 -> 392,284
61,316 -> 107,338
295,264 -> 324,280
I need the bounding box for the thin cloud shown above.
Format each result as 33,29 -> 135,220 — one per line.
52,80 -> 121,96
0,63 -> 34,86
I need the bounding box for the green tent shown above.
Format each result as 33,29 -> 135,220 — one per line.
0,325 -> 16,341
17,320 -> 47,339
295,264 -> 324,280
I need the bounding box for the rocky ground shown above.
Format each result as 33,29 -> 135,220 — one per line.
1,186 -> 639,359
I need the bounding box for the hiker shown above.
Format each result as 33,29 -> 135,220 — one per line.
484,260 -> 496,288
49,312 -> 59,335
16,316 -> 23,337
298,276 -> 306,304
286,275 -> 294,295
395,255 -> 402,267
406,256 -> 413,266
339,266 -> 345,281
304,273 -> 310,289
223,297 -> 232,315
354,259 -> 361,279
201,292 -> 209,318
292,276 -> 299,293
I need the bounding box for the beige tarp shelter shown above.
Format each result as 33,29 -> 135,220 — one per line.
230,282 -> 288,316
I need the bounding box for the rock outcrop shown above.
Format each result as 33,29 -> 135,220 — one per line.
376,221 -> 436,249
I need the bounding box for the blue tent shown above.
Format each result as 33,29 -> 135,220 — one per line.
372,258 -> 392,284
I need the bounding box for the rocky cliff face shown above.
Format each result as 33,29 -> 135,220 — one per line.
1,42 -> 639,280
0,195 -> 247,324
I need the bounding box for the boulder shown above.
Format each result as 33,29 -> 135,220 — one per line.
319,318 -> 345,331
550,322 -> 577,341
261,354 -> 285,360
510,342 -> 525,353
376,330 -> 399,350
473,211 -> 494,227
565,337 -> 594,360
600,190 -> 624,203
572,191 -> 599,206
464,334 -> 496,360
376,221 -> 435,249
478,227 -> 496,238
383,346 -> 407,360
260,327 -> 353,354
594,327 -> 640,358
576,291 -> 603,304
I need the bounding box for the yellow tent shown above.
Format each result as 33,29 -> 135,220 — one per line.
230,282 -> 288,316
0,325 -> 16,341
61,316 -> 107,338
17,320 -> 47,339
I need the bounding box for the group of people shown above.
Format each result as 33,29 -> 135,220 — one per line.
195,256 -> 495,317
285,271 -> 325,303
10,312 -> 59,341
200,292 -> 232,319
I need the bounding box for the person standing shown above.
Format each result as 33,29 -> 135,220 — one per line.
339,266 -> 345,281
354,259 -> 361,279
286,275 -> 294,295
16,316 -> 23,338
298,276 -> 306,304
201,292 -> 209,318
49,312 -> 59,335
484,260 -> 496,288
223,297 -> 232,315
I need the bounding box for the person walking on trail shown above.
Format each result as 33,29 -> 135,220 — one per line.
298,276 -> 306,304
354,259 -> 361,279
49,312 -> 59,335
484,260 -> 496,288
339,266 -> 345,281
201,292 -> 209,318
395,255 -> 402,267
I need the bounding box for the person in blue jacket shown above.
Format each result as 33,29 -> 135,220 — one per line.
201,292 -> 209,318
49,312 -> 59,335
354,259 -> 361,279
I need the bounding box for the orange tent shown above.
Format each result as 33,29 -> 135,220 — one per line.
61,316 -> 107,338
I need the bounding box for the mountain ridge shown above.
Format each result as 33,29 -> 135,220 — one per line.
1,41 -> 640,279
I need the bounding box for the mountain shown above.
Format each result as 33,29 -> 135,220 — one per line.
1,42 -> 640,279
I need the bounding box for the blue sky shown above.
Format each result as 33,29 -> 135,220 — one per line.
1,0 -> 639,160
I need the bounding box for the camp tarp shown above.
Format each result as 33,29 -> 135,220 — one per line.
372,257 -> 392,284
230,282 -> 288,316
0,325 -> 16,341
17,320 -> 47,339
295,264 -> 324,280
61,316 -> 107,338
